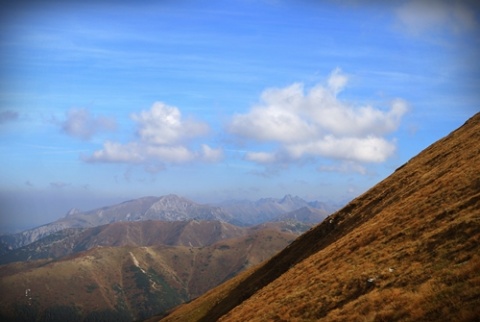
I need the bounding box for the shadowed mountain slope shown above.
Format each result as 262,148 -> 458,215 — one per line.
0,224 -> 298,321
0,220 -> 247,265
157,113 -> 480,321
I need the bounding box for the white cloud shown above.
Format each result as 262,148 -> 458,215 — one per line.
85,102 -> 223,167
286,135 -> 396,163
230,93 -> 317,143
88,141 -> 144,163
145,144 -> 195,163
245,151 -> 278,164
228,69 -> 408,166
395,0 -> 478,35
61,108 -> 116,140
201,144 -> 224,162
131,102 -> 209,145
327,68 -> 348,95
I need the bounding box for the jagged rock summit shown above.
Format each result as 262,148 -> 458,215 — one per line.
156,113 -> 480,321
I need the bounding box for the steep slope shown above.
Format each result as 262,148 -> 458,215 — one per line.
158,113 -> 480,322
0,226 -> 297,321
0,220 -> 247,265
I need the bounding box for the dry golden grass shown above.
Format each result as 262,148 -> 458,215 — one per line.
161,113 -> 480,322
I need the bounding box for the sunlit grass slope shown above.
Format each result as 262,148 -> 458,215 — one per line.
159,112 -> 480,322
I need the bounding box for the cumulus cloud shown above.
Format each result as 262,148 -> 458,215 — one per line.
395,0 -> 478,35
61,108 -> 116,140
85,102 -> 223,166
88,141 -> 145,163
131,102 -> 209,145
228,68 -> 408,166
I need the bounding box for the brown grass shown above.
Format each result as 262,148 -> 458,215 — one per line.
160,113 -> 480,322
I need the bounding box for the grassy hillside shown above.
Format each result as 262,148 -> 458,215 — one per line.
0,227 -> 296,321
158,113 -> 480,322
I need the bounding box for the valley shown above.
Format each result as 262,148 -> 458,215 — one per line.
0,195 -> 329,321
0,221 -> 300,321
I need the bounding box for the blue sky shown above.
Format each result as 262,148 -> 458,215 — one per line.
1,0 -> 479,233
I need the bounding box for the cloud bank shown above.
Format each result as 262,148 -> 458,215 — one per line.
86,102 -> 222,168
228,68 -> 408,165
84,70 -> 407,173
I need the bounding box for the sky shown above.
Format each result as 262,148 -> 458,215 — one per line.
1,0 -> 479,233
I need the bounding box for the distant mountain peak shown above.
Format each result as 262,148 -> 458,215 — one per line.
279,194 -> 302,204
280,194 -> 293,201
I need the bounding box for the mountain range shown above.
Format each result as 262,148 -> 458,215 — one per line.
0,191 -> 328,320
217,194 -> 335,225
152,113 -> 480,321
0,194 -> 332,251
0,220 -> 245,265
0,219 -> 312,266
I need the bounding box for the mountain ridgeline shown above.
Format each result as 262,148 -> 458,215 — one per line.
0,220 -> 245,265
0,194 -> 332,321
0,220 -> 314,266
155,113 -> 480,321
219,195 -> 334,225
0,194 -> 332,251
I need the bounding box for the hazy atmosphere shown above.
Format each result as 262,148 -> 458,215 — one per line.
1,0 -> 479,233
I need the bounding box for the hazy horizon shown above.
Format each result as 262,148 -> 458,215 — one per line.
1,0 -> 479,233
0,191 -> 344,234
